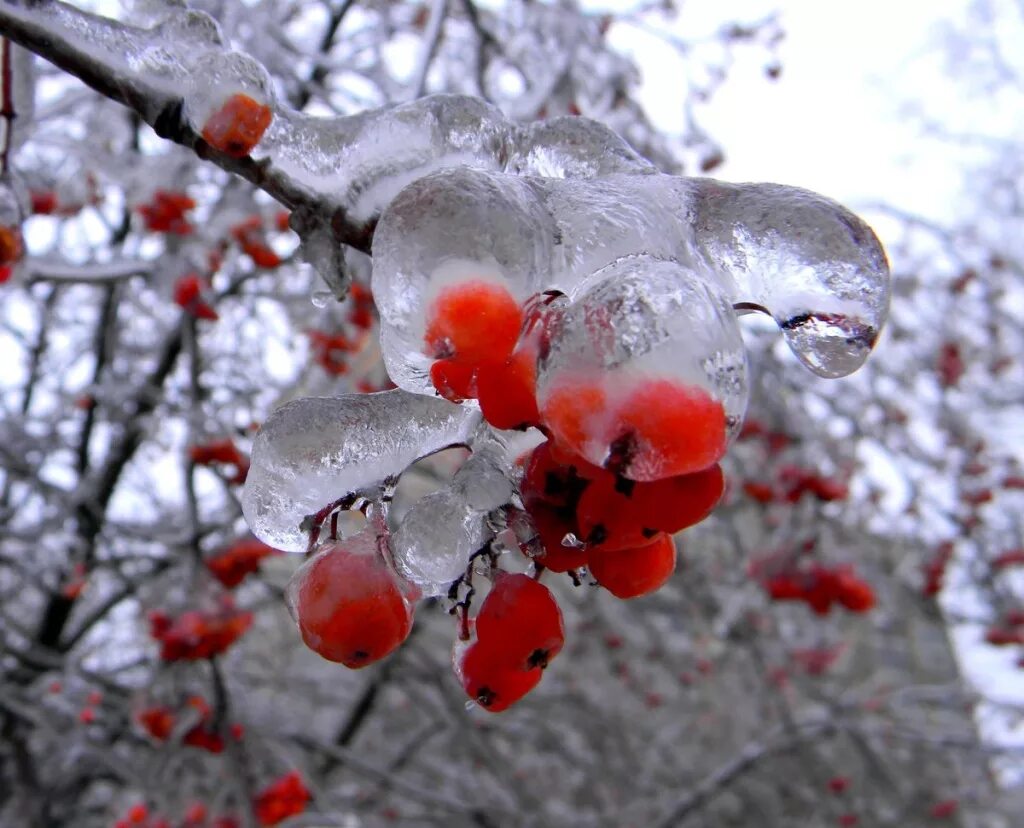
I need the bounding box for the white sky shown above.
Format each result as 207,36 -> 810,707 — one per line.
613,0 -> 976,228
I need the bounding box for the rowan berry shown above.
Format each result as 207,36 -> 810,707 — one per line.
202,94 -> 273,158
293,542 -> 414,668
589,534 -> 677,599
476,573 -> 564,670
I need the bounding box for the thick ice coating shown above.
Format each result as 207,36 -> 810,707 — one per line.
373,167 -> 890,397
535,257 -> 747,479
536,257 -> 748,433
692,180 -> 890,378
391,440 -> 513,596
242,391 -> 479,552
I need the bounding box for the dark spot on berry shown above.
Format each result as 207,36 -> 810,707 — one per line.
476,686 -> 497,708
605,431 -> 637,475
351,650 -> 370,664
641,527 -> 658,539
527,648 -> 550,669
614,476 -> 636,497
588,524 -> 608,546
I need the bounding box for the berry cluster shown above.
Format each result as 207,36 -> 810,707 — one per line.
253,771 -> 311,826
455,572 -> 565,711
174,274 -> 220,321
137,696 -> 244,754
517,441 -> 723,598
149,600 -> 253,661
0,223 -> 24,283
759,563 -> 875,616
109,770 -> 304,827
283,268 -> 741,712
229,216 -> 283,269
138,190 -> 196,235
423,279 -> 729,483
205,537 -> 280,588
189,438 -> 250,485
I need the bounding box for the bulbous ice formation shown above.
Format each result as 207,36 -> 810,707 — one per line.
390,439 -> 513,596
242,391 -> 478,552
535,257 -> 747,479
372,167 -> 555,394
372,166 -> 890,398
692,180 -> 890,378
536,256 -> 748,434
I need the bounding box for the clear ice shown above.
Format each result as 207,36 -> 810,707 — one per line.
242,392 -> 479,552
0,1 -> 892,551
372,168 -> 889,396
391,437 -> 513,596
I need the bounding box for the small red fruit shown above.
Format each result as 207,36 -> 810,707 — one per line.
613,379 -> 727,480
430,357 -> 477,402
293,541 -> 414,668
477,349 -> 540,430
576,465 -> 724,550
202,94 -> 273,158
424,279 -> 523,365
476,573 -> 564,670
526,502 -> 589,572
456,640 -> 542,712
254,771 -> 310,826
589,534 -> 677,599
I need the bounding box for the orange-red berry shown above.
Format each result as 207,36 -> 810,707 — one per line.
424,280 -> 523,365
294,543 -> 413,668
202,94 -> 273,158
589,534 -> 677,599
456,640 -> 542,712
476,573 -> 564,670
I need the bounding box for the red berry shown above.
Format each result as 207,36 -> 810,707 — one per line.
476,573 -> 564,670
205,538 -> 280,588
429,357 -> 477,402
613,379 -> 727,480
589,534 -> 677,599
526,502 -> 589,572
424,279 -> 523,365
540,377 -> 610,463
477,349 -> 540,430
576,465 -> 724,550
828,776 -> 851,794
293,542 -> 414,668
456,640 -> 542,712
542,376 -> 727,481
520,442 -> 592,510
254,771 -> 310,826
202,93 -> 273,158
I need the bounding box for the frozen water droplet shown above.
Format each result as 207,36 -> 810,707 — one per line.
537,256 -> 749,443
391,436 -> 511,596
182,51 -> 273,137
373,167 -> 554,395
390,488 -> 489,597
693,181 -> 890,378
242,391 -> 479,552
310,290 -> 333,308
298,220 -> 349,299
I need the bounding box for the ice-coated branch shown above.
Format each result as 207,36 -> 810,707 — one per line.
0,0 -> 332,229
0,0 -> 655,283
242,390 -> 481,552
